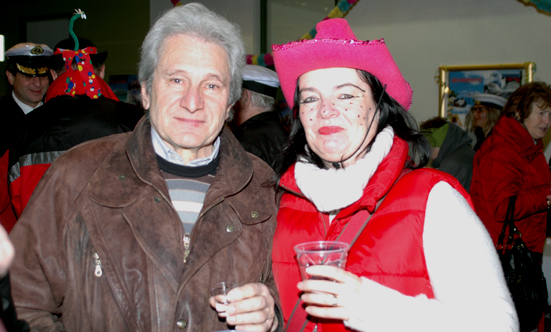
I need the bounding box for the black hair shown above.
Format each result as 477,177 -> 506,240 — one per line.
420,116 -> 448,130
5,62 -> 17,75
273,70 -> 431,180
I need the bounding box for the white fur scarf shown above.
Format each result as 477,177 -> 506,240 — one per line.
295,126 -> 394,212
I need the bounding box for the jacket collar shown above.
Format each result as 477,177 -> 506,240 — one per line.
432,122 -> 472,168
280,135 -> 409,216
341,136 -> 408,216
492,116 -> 543,162
89,117 -> 260,222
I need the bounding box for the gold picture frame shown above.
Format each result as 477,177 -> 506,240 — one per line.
437,62 -> 535,127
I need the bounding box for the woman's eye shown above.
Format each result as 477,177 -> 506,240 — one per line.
301,96 -> 318,104
339,94 -> 354,99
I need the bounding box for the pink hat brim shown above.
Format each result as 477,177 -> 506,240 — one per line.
273,38 -> 413,111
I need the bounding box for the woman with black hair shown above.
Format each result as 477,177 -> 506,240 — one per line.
270,18 -> 518,332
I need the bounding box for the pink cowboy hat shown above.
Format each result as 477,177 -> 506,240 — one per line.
272,18 -> 412,112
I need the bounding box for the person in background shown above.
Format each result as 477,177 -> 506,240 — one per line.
471,82 -> 551,265
420,116 -> 475,192
7,36 -> 143,221
0,224 -> 29,332
271,18 -> 517,331
0,147 -> 16,234
465,93 -> 507,151
230,64 -> 288,167
0,42 -> 52,233
0,43 -> 52,158
8,4 -> 280,331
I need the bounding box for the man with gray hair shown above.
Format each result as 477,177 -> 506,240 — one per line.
9,3 -> 281,331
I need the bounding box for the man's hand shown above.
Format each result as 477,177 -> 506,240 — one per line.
210,282 -> 278,332
0,225 -> 14,277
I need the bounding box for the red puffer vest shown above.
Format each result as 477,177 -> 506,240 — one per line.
273,137 -> 472,332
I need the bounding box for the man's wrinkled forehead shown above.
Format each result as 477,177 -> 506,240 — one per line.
156,35 -> 231,82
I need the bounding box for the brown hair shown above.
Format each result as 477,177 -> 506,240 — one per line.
502,82 -> 551,121
465,105 -> 501,133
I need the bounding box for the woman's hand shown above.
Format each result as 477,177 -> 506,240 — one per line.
297,265 -> 363,321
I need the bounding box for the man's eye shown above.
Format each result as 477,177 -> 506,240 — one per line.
172,79 -> 181,84
207,84 -> 218,89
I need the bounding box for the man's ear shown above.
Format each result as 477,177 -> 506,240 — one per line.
6,70 -> 15,86
225,102 -> 233,121
241,89 -> 251,109
98,64 -> 106,79
50,69 -> 58,80
140,82 -> 150,110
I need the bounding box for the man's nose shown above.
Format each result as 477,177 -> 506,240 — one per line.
30,76 -> 42,86
180,85 -> 204,112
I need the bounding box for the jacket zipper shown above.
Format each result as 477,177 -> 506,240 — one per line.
93,252 -> 103,277
183,197 -> 223,263
183,233 -> 191,263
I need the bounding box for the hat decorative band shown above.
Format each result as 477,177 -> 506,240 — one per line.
16,63 -> 49,76
30,45 -> 45,55
474,101 -> 501,109
242,81 -> 278,99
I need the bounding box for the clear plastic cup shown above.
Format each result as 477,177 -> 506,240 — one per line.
211,281 -> 237,307
294,241 -> 350,280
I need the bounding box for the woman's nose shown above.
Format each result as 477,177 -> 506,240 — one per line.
319,100 -> 339,119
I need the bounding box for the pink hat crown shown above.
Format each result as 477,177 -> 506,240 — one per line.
316,18 -> 356,39
272,18 -> 412,112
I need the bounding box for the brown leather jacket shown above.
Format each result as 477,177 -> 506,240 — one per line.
9,118 -> 280,332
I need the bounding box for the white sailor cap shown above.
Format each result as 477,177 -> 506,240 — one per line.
5,43 -> 53,77
242,65 -> 280,98
472,93 -> 507,110
5,42 -> 53,57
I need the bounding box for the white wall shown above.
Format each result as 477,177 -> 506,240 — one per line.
344,0 -> 551,121
150,0 -> 260,54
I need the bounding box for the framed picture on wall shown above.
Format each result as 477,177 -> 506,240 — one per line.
437,62 -> 535,128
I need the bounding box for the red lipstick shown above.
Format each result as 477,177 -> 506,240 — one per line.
318,126 -> 343,135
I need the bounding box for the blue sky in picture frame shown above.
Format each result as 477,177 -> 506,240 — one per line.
447,69 -> 522,127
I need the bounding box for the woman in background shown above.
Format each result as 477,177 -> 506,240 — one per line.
271,18 -> 518,332
471,82 -> 551,263
465,93 -> 507,151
